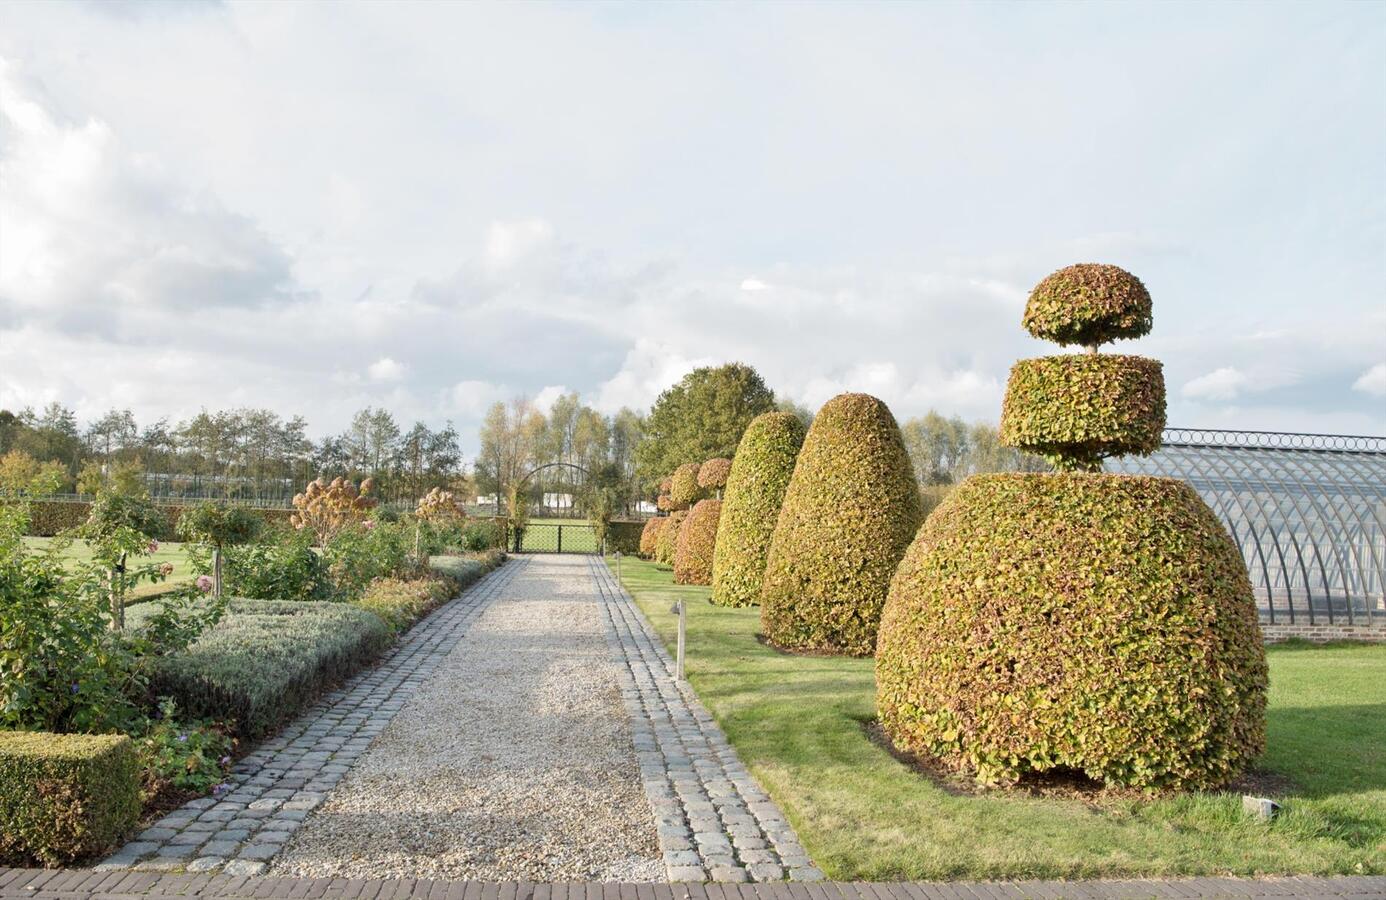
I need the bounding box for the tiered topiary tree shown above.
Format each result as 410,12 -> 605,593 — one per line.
639,516 -> 667,559
711,412 -> 806,608
674,498 -> 722,585
668,463 -> 704,511
696,458 -> 732,499
655,509 -> 687,566
759,393 -> 922,655
876,263 -> 1268,791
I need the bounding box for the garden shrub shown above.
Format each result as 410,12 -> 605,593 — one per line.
219,526 -> 334,603
875,474 -> 1267,790
668,463 -> 703,510
428,550 -> 504,584
656,509 -> 687,565
147,599 -> 391,740
876,261 -> 1267,791
604,520 -> 645,555
461,519 -> 503,552
22,500 -> 290,539
696,458 -> 732,493
639,517 -> 667,558
711,411 -> 806,608
353,575 -> 457,634
0,732 -> 140,866
1022,262 -> 1152,348
323,519 -> 416,599
656,493 -> 673,512
674,499 -> 721,585
759,393 -> 922,655
999,354 -> 1165,471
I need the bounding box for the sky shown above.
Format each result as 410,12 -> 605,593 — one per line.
1,0 -> 1383,457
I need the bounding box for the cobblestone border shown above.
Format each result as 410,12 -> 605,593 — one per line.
589,557 -> 823,885
94,560 -> 524,877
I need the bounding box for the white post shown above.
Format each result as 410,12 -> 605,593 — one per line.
676,599 -> 686,680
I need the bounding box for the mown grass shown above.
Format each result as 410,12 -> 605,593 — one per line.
21,536 -> 196,600
612,555 -> 1385,880
517,518 -> 599,552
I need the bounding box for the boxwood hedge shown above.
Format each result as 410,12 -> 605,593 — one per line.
711,411 -> 806,608
674,499 -> 721,585
0,732 -> 140,866
759,393 -> 922,656
656,510 -> 687,565
639,517 -> 667,558
23,500 -> 292,539
669,463 -> 703,510
876,473 -> 1267,791
999,354 -> 1165,471
1022,262 -> 1152,348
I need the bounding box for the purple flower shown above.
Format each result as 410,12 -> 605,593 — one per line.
196,575 -> 214,593
178,734 -> 188,743
70,683 -> 80,695
212,783 -> 229,795
219,755 -> 232,766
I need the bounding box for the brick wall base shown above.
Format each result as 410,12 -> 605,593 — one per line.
1262,621 -> 1386,644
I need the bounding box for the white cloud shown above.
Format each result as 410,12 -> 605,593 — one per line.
1352,363 -> 1386,398
533,384 -> 569,414
1183,367 -> 1251,402
367,357 -> 405,382
448,380 -> 504,418
740,278 -> 770,291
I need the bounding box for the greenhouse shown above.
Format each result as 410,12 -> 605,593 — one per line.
1107,429 -> 1386,625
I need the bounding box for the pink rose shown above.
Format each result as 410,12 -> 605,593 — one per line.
196,575 -> 214,592
147,540 -> 160,554
363,520 -> 377,531
159,563 -> 175,576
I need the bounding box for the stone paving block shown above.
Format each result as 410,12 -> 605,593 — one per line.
186,856 -> 226,873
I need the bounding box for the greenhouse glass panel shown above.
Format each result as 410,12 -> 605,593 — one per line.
1105,429 -> 1386,625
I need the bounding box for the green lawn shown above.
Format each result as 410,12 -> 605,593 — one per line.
22,536 -> 197,600
611,555 -> 1385,880
516,517 -> 599,552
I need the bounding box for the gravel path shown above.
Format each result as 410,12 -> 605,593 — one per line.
270,555 -> 663,883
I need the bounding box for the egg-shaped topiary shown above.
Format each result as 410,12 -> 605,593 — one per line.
656,493 -> 673,512
674,499 -> 722,585
639,517 -> 667,559
1023,263 -> 1152,348
669,463 -> 703,511
876,473 -> 1267,790
659,477 -> 673,493
711,412 -> 807,608
655,509 -> 687,565
759,393 -> 923,656
999,354 -> 1165,471
697,458 -> 732,493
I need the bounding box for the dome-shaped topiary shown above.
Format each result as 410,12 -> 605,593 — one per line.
669,463 -> 703,511
711,412 -> 806,608
1023,263 -> 1152,348
639,517 -> 667,559
1000,354 -> 1165,471
656,493 -> 673,513
674,499 -> 722,585
760,393 -> 923,655
655,509 -> 687,565
876,473 -> 1267,790
697,458 -> 732,493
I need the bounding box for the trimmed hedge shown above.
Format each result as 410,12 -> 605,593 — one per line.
639,517 -> 667,558
605,520 -> 645,555
656,510 -> 687,565
999,354 -> 1165,471
669,463 -> 703,510
24,500 -> 292,539
697,458 -> 732,492
674,499 -> 721,585
146,599 -> 392,740
759,393 -> 923,655
711,412 -> 806,608
876,473 -> 1268,791
1023,263 -> 1152,347
0,732 -> 140,866
353,576 -> 457,634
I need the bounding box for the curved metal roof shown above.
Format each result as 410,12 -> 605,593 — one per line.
1106,429 -> 1386,625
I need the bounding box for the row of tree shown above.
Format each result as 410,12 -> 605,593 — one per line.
0,404 -> 463,504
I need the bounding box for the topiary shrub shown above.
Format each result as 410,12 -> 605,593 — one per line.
711,412 -> 806,608
876,474 -> 1267,790
999,354 -> 1165,471
640,516 -> 667,558
759,393 -> 922,655
1023,262 -> 1152,348
697,458 -> 732,495
0,732 -> 140,866
674,499 -> 722,585
877,261 -> 1268,791
656,510 -> 687,565
656,493 -> 673,513
668,463 -> 704,511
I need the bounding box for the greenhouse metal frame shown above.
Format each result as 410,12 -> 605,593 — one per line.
1107,428 -> 1386,625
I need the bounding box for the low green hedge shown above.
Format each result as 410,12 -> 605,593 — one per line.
354,576 -> 456,634
605,520 -> 644,555
24,500 -> 292,539
0,732 -> 140,866
147,599 -> 391,740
